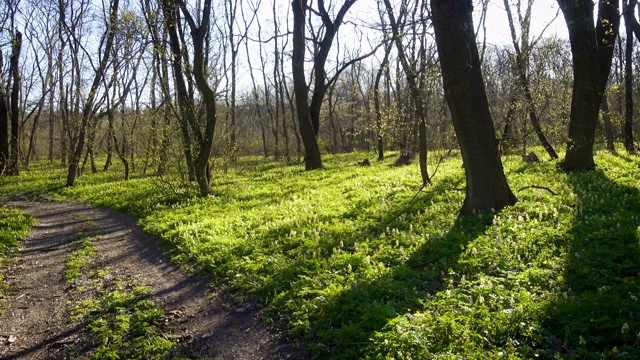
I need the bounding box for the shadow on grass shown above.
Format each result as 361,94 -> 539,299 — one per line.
539,170 -> 640,358
252,179 -> 495,359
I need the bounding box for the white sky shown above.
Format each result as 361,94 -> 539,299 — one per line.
478,0 -> 568,44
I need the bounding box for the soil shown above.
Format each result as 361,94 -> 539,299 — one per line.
0,199 -> 309,360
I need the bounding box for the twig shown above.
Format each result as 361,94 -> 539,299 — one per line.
517,185 -> 557,196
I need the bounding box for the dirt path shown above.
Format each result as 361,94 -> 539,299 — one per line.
0,200 -> 307,359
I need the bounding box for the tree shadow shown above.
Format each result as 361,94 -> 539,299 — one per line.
252,179 -> 495,358
539,169 -> 640,358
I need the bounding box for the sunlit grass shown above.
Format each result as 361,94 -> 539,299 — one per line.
2,150 -> 640,358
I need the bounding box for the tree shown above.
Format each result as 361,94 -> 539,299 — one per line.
0,1 -> 21,176
291,0 -> 357,170
163,0 -> 218,197
0,46 -> 7,174
557,0 -> 619,171
503,0 -> 559,160
66,0 -> 121,186
622,0 -> 639,153
383,0 -> 433,185
431,0 -> 517,215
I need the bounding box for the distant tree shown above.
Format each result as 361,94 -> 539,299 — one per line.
557,0 -> 619,171
431,0 -> 517,215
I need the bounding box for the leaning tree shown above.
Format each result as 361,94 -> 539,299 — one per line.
431,0 -> 517,215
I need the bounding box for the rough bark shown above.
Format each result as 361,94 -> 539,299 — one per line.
557,0 -> 619,171
431,0 -> 517,215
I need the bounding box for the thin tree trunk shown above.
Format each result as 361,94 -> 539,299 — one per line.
382,0 -> 429,184
374,44 -> 392,162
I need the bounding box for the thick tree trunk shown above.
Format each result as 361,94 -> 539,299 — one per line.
558,0 -> 619,171
431,0 -> 517,215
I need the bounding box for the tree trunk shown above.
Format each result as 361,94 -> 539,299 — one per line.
374,44 -> 392,162
174,0 -> 218,197
0,50 -> 7,174
557,0 -> 619,171
383,0 -> 430,184
623,0 -> 637,153
291,0 -> 322,170
8,31 -> 22,176
431,0 -> 517,215
162,0 -> 197,182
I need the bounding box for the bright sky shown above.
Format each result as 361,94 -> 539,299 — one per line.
478,0 -> 568,45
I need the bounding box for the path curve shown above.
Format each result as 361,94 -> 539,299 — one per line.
0,200 -> 307,359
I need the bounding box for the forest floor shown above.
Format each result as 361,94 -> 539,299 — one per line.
0,198 -> 308,359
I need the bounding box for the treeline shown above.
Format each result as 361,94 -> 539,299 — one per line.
0,0 -> 638,213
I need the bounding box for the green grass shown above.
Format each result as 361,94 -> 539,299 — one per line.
2,151 -> 640,359
63,228 -> 173,359
72,284 -> 173,360
64,233 -> 98,283
0,207 -> 35,313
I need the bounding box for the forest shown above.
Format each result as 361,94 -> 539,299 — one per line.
1,0 -> 640,359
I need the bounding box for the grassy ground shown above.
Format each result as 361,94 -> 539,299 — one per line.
1,151 -> 639,359
0,207 -> 35,313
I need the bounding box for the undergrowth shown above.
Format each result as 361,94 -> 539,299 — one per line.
2,151 -> 639,359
